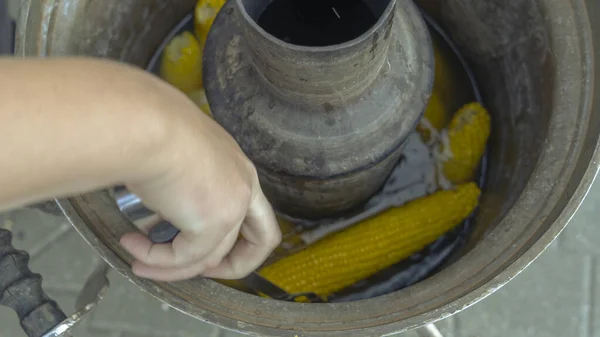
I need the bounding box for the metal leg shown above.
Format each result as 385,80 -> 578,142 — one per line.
41,261 -> 111,337
416,324 -> 444,337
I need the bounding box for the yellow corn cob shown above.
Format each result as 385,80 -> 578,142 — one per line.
259,183 -> 481,298
417,92 -> 447,142
194,0 -> 226,46
186,89 -> 212,116
417,44 -> 453,142
159,31 -> 203,93
437,102 -> 491,184
431,41 -> 453,103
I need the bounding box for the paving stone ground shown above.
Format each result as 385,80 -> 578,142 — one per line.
1,178 -> 598,337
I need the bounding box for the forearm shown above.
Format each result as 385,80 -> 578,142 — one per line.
0,57 -> 178,211
0,56 -> 281,282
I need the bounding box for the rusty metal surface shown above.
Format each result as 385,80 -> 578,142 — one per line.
15,0 -> 600,336
203,0 -> 434,218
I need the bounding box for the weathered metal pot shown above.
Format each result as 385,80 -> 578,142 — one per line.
16,0 -> 600,336
203,0 -> 433,218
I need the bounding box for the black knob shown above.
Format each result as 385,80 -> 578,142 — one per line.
0,228 -> 67,337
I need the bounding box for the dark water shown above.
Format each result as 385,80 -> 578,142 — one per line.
257,0 -> 378,47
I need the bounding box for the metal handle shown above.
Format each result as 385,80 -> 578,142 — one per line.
0,228 -> 68,337
41,261 -> 111,337
113,186 -> 180,243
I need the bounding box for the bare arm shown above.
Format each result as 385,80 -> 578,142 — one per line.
0,57 -> 281,281
0,57 -> 173,209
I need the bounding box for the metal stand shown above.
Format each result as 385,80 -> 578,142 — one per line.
416,324 -> 445,337
41,262 -> 110,337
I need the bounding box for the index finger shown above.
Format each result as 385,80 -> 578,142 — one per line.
202,191 -> 281,279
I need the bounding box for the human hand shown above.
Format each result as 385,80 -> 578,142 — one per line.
118,88 -> 281,282
0,56 -> 280,282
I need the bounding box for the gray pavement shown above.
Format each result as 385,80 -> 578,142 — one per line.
0,178 -> 598,337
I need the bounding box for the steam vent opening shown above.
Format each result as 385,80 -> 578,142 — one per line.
247,0 -> 390,46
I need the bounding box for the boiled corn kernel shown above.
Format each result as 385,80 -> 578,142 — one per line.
195,0 -> 226,46
259,183 -> 481,297
438,102 -> 491,184
159,31 -> 203,93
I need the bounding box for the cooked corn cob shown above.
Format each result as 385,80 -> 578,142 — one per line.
194,0 -> 226,46
159,31 -> 203,93
186,88 -> 212,116
417,44 -> 453,143
417,92 -> 446,143
431,41 -> 454,105
259,183 -> 481,298
437,102 -> 491,184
